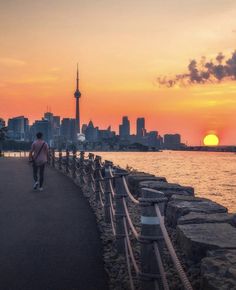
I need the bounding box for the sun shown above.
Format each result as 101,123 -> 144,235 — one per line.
203,134 -> 219,146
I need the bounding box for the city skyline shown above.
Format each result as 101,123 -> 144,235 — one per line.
5,112 -> 182,151
1,0 -> 236,145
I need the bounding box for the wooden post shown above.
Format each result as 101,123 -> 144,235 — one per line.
72,149 -> 77,179
139,188 -> 167,290
114,174 -> 128,254
88,154 -> 95,192
51,148 -> 55,168
88,153 -> 94,161
94,156 -> 102,201
58,149 -> 62,170
79,151 -> 85,185
104,161 -> 113,223
65,149 -> 69,174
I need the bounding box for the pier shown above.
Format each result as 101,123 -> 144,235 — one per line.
1,151 -> 236,290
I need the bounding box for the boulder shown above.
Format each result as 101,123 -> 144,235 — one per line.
177,223 -> 236,261
127,174 -> 167,196
201,249 -> 236,290
139,181 -> 194,199
166,199 -> 227,226
171,194 -> 206,202
178,212 -> 236,227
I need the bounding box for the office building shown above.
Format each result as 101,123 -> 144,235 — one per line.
119,116 -> 130,139
136,117 -> 145,137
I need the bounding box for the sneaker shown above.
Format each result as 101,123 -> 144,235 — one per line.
39,187 -> 43,192
33,181 -> 39,190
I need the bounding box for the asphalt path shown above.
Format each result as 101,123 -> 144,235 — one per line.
0,158 -> 108,290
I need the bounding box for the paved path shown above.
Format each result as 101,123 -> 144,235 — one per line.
0,158 -> 108,290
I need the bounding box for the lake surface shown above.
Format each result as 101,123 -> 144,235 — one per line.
95,151 -> 236,213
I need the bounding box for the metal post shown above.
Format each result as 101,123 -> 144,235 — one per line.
139,188 -> 167,290
114,174 -> 128,254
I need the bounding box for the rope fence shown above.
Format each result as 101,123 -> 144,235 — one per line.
49,149 -> 194,290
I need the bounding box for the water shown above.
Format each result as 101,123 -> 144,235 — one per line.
95,151 -> 236,213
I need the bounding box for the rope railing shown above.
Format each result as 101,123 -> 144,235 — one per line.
154,204 -> 193,290
122,197 -> 139,240
48,149 -> 193,290
122,176 -> 140,205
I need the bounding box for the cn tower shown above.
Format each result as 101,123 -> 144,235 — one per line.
74,64 -> 81,134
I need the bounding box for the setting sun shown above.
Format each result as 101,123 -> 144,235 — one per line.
203,134 -> 219,146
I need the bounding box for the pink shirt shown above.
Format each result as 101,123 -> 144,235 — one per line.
31,140 -> 49,166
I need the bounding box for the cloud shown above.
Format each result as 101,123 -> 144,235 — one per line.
0,57 -> 26,67
156,50 -> 236,87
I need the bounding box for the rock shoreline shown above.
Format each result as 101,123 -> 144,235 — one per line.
75,162 -> 236,289
127,172 -> 236,290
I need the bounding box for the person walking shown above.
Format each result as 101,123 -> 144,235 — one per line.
29,132 -> 49,191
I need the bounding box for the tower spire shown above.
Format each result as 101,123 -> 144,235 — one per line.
74,64 -> 81,135
76,63 -> 79,91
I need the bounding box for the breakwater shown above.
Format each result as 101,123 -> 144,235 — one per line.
3,150 -> 236,289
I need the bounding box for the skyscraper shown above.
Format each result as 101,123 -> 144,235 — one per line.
119,116 -> 130,139
8,116 -> 29,141
61,118 -> 76,142
74,64 -> 81,134
136,117 -> 145,137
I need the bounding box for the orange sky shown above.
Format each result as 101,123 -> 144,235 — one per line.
1,0 -> 236,145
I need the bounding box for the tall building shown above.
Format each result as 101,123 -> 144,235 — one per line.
147,131 -> 159,148
164,134 -> 181,149
0,118 -> 5,129
31,120 -> 50,143
74,64 -> 81,134
44,112 -> 53,123
84,121 -> 98,142
119,116 -> 130,139
53,116 -> 60,137
61,118 -> 76,142
8,116 -> 29,141
136,117 -> 145,137
43,112 -> 53,142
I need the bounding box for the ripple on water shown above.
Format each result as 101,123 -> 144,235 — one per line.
95,151 -> 236,213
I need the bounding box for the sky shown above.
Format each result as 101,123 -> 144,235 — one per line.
0,0 -> 236,145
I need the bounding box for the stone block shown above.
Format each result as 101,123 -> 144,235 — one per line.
178,212 -> 236,227
177,223 -> 236,261
139,181 -> 194,199
201,249 -> 236,290
167,199 -> 227,226
127,174 -> 167,196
